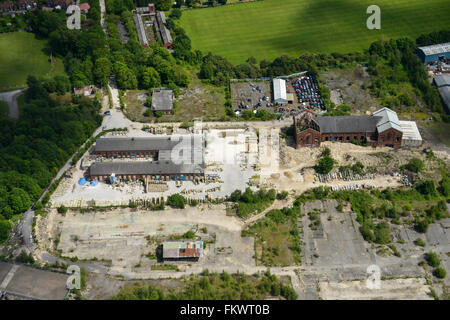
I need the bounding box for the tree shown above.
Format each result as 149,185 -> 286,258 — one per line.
141,67 -> 161,89
8,187 -> 32,215
438,176 -> 450,197
57,205 -> 68,215
154,0 -> 174,11
114,61 -> 138,90
167,194 -> 187,209
359,223 -> 375,242
315,156 -> 334,174
230,190 -> 242,202
277,191 -> 289,200
405,158 -> 424,173
170,8 -> 182,19
415,180 -> 436,196
93,57 -> 112,86
0,220 -> 10,243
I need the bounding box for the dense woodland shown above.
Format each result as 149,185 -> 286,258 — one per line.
0,76 -> 102,242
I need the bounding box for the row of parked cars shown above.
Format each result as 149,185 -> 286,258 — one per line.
291,75 -> 326,111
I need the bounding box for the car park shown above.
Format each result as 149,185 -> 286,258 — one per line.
291,75 -> 325,112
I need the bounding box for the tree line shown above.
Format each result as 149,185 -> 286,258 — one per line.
0,75 -> 102,241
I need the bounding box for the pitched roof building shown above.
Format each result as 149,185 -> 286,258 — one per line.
433,74 -> 450,114
273,78 -> 287,104
293,108 -> 407,148
156,11 -> 173,49
417,42 -> 450,63
89,135 -> 205,182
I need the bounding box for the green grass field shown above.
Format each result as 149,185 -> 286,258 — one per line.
0,32 -> 65,88
180,0 -> 450,64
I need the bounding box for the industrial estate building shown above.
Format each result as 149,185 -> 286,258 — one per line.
273,78 -> 288,105
417,42 -> 450,63
89,136 -> 204,182
433,74 -> 450,114
156,12 -> 173,49
89,162 -> 204,182
162,241 -> 204,261
293,107 -> 420,148
151,88 -> 174,114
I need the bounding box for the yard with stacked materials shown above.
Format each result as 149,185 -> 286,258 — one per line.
0,32 -> 64,88
180,0 -> 450,64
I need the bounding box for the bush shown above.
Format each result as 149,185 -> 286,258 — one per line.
167,194 -> 187,209
374,222 -> 391,244
425,251 -> 441,268
433,267 -> 446,279
315,155 -> 334,174
414,238 -> 426,247
277,191 -> 289,200
229,189 -> 242,202
16,250 -> 35,264
183,230 -> 196,239
415,180 -> 436,196
351,161 -> 365,175
57,205 -> 68,215
414,217 -> 429,233
171,8 -> 182,19
405,158 -> 424,173
360,223 -> 375,242
0,220 -> 11,243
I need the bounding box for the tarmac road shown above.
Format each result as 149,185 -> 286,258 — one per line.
0,88 -> 26,119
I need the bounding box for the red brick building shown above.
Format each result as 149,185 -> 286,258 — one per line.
294,108 -> 403,148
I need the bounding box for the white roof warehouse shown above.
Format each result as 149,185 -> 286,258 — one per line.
273,78 -> 287,104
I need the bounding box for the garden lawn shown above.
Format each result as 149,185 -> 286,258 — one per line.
0,32 -> 65,88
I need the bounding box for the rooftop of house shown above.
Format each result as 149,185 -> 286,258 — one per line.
79,3 -> 90,10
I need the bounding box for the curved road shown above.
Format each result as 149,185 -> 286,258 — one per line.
0,88 -> 26,119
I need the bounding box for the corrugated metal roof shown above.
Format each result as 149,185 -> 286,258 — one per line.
314,116 -> 380,133
438,86 -> 450,111
434,74 -> 450,88
94,137 -> 177,152
418,42 -> 450,56
89,161 -> 204,176
399,121 -> 422,142
372,107 -> 402,133
273,78 -> 287,102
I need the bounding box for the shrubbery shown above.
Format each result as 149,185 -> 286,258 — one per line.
112,271 -> 298,300
167,194 -> 187,209
404,158 -> 424,173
